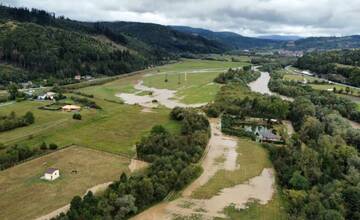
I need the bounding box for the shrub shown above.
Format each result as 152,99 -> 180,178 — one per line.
205,104 -> 221,118
40,142 -> 47,150
73,113 -> 82,120
49,143 -> 58,150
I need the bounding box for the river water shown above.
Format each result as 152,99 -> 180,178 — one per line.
248,71 -> 294,101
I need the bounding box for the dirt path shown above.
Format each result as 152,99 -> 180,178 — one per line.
131,118 -> 275,220
117,80 -> 206,109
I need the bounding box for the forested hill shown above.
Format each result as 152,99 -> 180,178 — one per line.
0,6 -> 226,55
295,49 -> 360,86
95,22 -> 225,54
0,20 -> 147,86
170,26 -> 279,50
290,36 -> 360,51
0,5 -> 227,86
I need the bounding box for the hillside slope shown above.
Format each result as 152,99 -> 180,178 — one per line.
98,22 -> 226,54
0,20 -> 147,86
171,26 -> 279,50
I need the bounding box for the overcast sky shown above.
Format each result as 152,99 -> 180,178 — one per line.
1,0 -> 360,37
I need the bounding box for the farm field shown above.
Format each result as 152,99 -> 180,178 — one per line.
0,96 -> 180,156
0,146 -> 130,220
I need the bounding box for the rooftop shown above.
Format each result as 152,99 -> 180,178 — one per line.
45,168 -> 59,174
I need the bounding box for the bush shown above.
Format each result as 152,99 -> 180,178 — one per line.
205,104 -> 221,118
40,142 -> 47,150
49,143 -> 58,150
73,113 -> 82,120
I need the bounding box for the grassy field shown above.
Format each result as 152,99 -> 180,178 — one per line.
142,59 -> 248,104
0,146 -> 130,220
283,73 -> 323,83
0,97 -> 180,156
79,59 -> 249,105
309,83 -> 360,94
77,73 -> 144,102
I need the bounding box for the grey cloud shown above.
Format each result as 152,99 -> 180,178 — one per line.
1,0 -> 360,36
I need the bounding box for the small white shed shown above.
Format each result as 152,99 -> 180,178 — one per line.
44,168 -> 60,181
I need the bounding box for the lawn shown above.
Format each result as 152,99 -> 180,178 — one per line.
0,98 -> 180,156
0,146 -> 130,220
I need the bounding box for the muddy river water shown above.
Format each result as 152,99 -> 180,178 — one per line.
131,118 -> 275,220
248,71 -> 294,101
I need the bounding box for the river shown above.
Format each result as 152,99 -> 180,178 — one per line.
248,71 -> 294,101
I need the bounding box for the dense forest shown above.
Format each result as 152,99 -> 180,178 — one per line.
295,50 -> 360,86
263,68 -> 360,220
55,108 -> 210,219
0,20 -> 147,86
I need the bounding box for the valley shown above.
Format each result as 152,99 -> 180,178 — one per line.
1,3 -> 360,220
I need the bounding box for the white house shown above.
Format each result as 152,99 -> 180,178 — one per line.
37,92 -> 56,100
44,168 -> 60,181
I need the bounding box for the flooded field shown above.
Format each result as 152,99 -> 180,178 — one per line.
117,81 -> 206,109
131,118 -> 275,220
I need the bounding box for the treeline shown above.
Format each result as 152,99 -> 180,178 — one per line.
0,111 -> 34,132
55,108 -> 210,220
208,78 -> 290,120
0,142 -> 59,170
0,20 -> 147,86
70,96 -> 101,109
214,66 -> 260,84
0,5 -> 128,45
295,50 -> 360,86
269,71 -> 360,123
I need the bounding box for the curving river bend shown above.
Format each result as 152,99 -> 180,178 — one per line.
248,71 -> 294,101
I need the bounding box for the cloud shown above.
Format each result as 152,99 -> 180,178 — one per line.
1,0 -> 360,36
